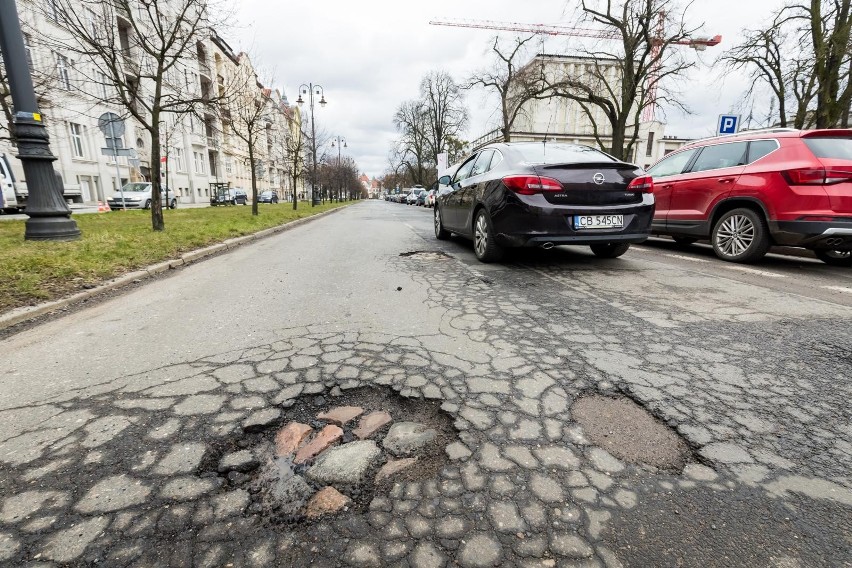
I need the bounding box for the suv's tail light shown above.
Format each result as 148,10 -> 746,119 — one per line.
502,175 -> 562,195
627,175 -> 654,193
783,167 -> 852,185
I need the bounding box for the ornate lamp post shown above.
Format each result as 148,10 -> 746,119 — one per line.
295,84 -> 326,207
330,135 -> 346,201
0,1 -> 80,240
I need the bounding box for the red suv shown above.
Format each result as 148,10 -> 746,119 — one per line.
646,129 -> 852,266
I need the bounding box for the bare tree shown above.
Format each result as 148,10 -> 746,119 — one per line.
281,115 -> 307,210
551,0 -> 700,161
42,0 -> 231,231
466,35 -> 552,142
220,61 -> 272,216
392,99 -> 432,185
0,32 -> 57,145
420,70 -> 468,163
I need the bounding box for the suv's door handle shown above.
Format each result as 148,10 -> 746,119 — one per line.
661,184 -> 673,190
718,177 -> 735,184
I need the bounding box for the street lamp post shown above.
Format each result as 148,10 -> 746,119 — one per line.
295,83 -> 326,207
330,135 -> 346,202
0,1 -> 80,240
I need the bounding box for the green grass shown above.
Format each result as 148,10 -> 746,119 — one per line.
0,201 -> 352,313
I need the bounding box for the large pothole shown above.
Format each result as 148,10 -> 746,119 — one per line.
201,387 -> 455,524
572,394 -> 692,472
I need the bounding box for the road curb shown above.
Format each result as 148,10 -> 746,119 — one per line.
0,205 -> 349,331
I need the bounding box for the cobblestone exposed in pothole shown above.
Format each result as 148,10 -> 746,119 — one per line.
200,387 -> 454,524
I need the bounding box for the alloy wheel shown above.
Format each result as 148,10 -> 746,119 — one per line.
715,214 -> 755,258
434,210 -> 441,236
474,214 -> 488,257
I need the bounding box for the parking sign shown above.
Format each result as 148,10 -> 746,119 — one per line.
717,114 -> 740,135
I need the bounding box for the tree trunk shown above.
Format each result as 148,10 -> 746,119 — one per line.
249,143 -> 258,216
149,117 -> 165,231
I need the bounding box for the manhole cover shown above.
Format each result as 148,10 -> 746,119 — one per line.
572,395 -> 692,472
201,387 -> 455,523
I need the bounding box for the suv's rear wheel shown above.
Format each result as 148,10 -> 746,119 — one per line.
711,208 -> 770,263
815,249 -> 852,267
590,243 -> 631,258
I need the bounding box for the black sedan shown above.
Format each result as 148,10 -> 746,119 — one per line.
258,191 -> 279,204
433,142 -> 655,262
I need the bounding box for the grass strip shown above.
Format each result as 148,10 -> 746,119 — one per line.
0,201 -> 351,313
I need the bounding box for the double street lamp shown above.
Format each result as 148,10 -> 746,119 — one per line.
330,135 -> 346,201
295,83 -> 326,207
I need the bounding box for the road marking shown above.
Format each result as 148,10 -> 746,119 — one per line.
822,285 -> 852,294
721,265 -> 787,278
664,253 -> 710,263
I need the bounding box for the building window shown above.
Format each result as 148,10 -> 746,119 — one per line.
646,131 -> 655,157
69,123 -> 86,158
225,157 -> 233,174
56,54 -> 71,90
174,147 -> 185,172
23,35 -> 33,70
194,151 -> 206,174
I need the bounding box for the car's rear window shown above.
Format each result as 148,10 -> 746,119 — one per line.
514,143 -> 616,165
803,137 -> 852,160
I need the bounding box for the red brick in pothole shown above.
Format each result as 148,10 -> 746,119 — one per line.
317,406 -> 364,426
375,457 -> 418,482
275,422 -> 313,457
293,425 -> 343,464
352,411 -> 392,439
304,486 -> 351,518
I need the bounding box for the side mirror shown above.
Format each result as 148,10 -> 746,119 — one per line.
438,175 -> 451,186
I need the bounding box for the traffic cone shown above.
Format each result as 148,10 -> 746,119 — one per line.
97,201 -> 111,212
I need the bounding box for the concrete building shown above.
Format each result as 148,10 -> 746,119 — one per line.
471,54 -> 691,168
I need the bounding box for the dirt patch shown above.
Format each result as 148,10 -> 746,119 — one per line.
572,395 -> 692,472
398,250 -> 452,260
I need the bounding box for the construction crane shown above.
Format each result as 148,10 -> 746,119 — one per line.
429,17 -> 721,122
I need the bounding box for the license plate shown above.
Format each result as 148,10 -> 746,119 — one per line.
573,215 -> 624,229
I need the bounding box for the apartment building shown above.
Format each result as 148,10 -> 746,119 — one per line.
0,0 -> 300,206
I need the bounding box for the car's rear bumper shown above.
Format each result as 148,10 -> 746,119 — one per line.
771,220 -> 852,250
492,195 -> 654,248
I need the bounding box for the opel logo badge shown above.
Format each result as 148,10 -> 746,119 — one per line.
593,173 -> 605,185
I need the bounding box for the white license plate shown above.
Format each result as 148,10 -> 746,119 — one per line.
574,215 -> 624,229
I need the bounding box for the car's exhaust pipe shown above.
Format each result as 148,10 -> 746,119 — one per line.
540,242 -> 555,250
825,237 -> 844,246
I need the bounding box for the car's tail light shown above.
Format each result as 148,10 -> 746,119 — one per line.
502,175 -> 562,195
783,167 -> 852,185
627,175 -> 654,193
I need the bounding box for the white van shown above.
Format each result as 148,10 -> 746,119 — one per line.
0,153 -> 25,213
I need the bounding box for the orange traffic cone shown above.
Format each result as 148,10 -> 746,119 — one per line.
97,201 -> 111,212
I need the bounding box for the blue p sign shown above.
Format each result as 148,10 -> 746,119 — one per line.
718,114 -> 740,135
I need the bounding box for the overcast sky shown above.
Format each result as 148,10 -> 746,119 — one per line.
230,0 -> 774,178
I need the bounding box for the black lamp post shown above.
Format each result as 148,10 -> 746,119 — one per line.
295,83 -> 326,207
0,1 -> 80,240
330,135 -> 346,202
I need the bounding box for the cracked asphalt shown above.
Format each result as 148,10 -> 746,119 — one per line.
0,200 -> 850,567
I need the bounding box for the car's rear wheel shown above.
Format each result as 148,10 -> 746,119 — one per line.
815,249 -> 852,267
590,243 -> 631,258
143,199 -> 151,210
711,208 -> 770,263
169,199 -> 177,209
473,209 -> 504,262
672,236 -> 698,246
434,207 -> 450,240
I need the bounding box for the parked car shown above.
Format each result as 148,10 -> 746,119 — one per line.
258,191 -> 279,203
406,190 -> 419,205
210,188 -> 247,206
434,142 -> 653,262
109,182 -> 177,210
425,188 -> 437,208
646,128 -> 852,266
415,189 -> 428,206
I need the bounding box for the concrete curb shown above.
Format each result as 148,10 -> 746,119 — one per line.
0,205 -> 349,331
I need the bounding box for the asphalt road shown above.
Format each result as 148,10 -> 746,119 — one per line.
0,200 -> 849,567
